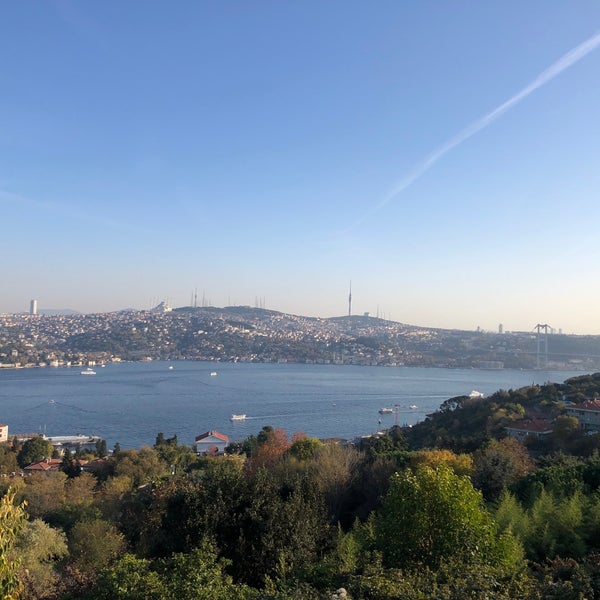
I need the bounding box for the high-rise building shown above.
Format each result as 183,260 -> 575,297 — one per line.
498,323 -> 503,334
30,299 -> 38,315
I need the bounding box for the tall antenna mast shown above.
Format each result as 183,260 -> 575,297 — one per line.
348,281 -> 352,317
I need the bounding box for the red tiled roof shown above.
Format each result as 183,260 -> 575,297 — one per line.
82,458 -> 108,470
23,458 -> 62,472
506,419 -> 553,433
195,430 -> 229,443
570,399 -> 600,412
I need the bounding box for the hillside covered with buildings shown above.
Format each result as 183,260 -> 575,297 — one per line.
1,306 -> 600,371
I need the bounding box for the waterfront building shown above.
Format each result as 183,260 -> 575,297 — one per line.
44,434 -> 103,453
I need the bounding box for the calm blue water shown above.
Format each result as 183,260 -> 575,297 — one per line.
0,362 -> 586,449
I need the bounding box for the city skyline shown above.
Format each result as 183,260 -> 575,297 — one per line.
2,4 -> 600,334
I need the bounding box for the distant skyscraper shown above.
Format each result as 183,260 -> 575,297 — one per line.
498,323 -> 503,334
30,299 -> 38,315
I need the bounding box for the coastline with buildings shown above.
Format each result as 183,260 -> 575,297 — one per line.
1,305 -> 599,372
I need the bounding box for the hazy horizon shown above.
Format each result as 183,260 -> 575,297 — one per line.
2,3 -> 600,335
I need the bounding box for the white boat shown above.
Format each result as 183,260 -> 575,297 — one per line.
210,371 -> 217,376
81,368 -> 96,376
378,407 -> 394,414
409,405 -> 418,410
168,365 -> 174,370
230,414 -> 246,421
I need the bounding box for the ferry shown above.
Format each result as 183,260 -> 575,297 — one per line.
230,414 -> 246,421
81,368 -> 96,376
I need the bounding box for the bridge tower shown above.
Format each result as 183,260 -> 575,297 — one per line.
535,323 -> 551,369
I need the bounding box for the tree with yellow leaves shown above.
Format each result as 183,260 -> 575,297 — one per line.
0,488 -> 27,600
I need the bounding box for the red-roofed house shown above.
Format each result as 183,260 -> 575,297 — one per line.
23,458 -> 62,473
505,420 -> 553,441
0,424 -> 7,444
565,399 -> 600,431
194,430 -> 229,456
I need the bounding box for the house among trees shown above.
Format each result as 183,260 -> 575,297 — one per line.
565,399 -> 600,432
0,424 -> 7,443
23,458 -> 63,473
81,457 -> 109,473
505,419 -> 554,441
194,430 -> 229,455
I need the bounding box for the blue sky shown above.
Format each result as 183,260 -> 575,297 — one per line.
2,2 -> 600,333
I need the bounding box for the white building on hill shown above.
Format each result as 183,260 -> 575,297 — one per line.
194,430 -> 229,455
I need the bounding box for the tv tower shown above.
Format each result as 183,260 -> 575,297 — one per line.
348,281 -> 352,317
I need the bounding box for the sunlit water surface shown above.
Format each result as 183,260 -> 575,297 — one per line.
0,361 -> 585,448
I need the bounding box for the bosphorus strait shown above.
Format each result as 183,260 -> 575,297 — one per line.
0,361 -> 584,449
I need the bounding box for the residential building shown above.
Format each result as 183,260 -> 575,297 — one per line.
565,399 -> 600,431
194,430 -> 229,455
23,458 -> 62,473
505,419 -> 553,441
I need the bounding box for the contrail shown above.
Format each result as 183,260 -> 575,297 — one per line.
0,189 -> 150,234
366,30 -> 600,218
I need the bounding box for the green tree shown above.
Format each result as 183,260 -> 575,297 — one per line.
0,488 -> 27,600
287,437 -> 323,461
309,443 -> 361,525
94,554 -> 166,600
157,540 -> 256,600
0,444 -> 18,475
375,465 -> 522,571
551,415 -> 582,452
61,447 -> 82,478
95,542 -> 257,600
233,469 -> 330,586
17,436 -> 54,468
67,518 -> 127,593
525,489 -> 587,561
53,472 -> 101,531
19,471 -> 67,521
12,518 -> 69,600
114,447 -> 168,486
494,489 -> 530,541
137,456 -> 247,558
95,438 -> 108,458
472,437 -> 534,501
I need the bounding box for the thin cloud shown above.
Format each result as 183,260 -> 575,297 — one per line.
355,30 -> 600,226
0,189 -> 148,234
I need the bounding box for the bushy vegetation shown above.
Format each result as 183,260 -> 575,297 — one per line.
5,373 -> 600,598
